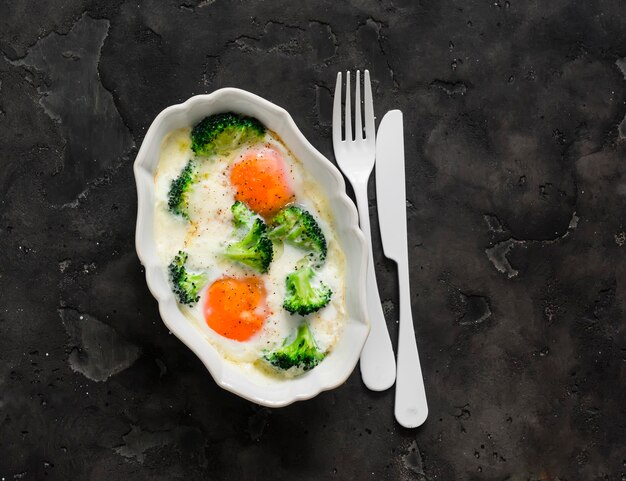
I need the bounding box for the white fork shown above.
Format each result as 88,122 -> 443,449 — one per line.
332,70 -> 396,391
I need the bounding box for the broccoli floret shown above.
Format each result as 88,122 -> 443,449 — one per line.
191,112 -> 265,156
224,211 -> 273,273
265,322 -> 326,371
168,160 -> 197,219
283,262 -> 332,315
268,206 -> 327,263
168,251 -> 207,305
231,200 -> 256,228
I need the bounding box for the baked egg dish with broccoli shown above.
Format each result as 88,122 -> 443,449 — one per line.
153,112 -> 347,378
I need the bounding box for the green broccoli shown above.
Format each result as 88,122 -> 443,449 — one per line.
231,200 -> 256,228
283,261 -> 332,315
191,112 -> 265,156
264,322 -> 326,371
224,203 -> 273,273
168,160 -> 197,219
268,206 -> 327,263
168,251 -> 207,305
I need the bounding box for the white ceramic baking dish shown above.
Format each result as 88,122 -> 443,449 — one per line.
134,88 -> 369,406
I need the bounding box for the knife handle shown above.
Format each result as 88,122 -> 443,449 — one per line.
394,260 -> 428,428
354,184 -> 397,391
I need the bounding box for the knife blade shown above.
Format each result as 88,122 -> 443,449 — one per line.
376,110 -> 408,261
375,110 -> 428,428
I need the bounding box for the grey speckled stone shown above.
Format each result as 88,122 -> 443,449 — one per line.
1,1 -> 625,480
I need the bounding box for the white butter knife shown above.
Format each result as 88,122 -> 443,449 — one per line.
375,110 -> 428,428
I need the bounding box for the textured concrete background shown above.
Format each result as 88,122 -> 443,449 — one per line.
1,1 -> 625,480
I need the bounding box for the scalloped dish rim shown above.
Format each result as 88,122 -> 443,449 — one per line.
133,88 -> 369,407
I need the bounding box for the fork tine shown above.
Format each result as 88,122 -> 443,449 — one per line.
364,70 -> 375,140
344,71 -> 352,142
333,71 -> 343,145
354,70 -> 363,140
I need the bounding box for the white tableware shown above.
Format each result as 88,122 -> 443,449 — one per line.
134,88 -> 370,407
332,70 -> 396,391
376,110 -> 428,427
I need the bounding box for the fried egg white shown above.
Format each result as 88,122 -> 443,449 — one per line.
154,128 -> 346,374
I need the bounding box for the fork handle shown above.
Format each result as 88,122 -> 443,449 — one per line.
354,183 -> 397,391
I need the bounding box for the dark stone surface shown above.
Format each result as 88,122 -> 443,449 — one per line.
1,1 -> 625,479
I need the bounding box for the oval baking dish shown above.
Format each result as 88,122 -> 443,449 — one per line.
134,89 -> 369,407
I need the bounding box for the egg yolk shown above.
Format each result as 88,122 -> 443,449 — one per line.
230,147 -> 295,218
204,277 -> 268,341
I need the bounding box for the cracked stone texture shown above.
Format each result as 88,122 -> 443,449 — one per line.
0,1 -> 625,480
